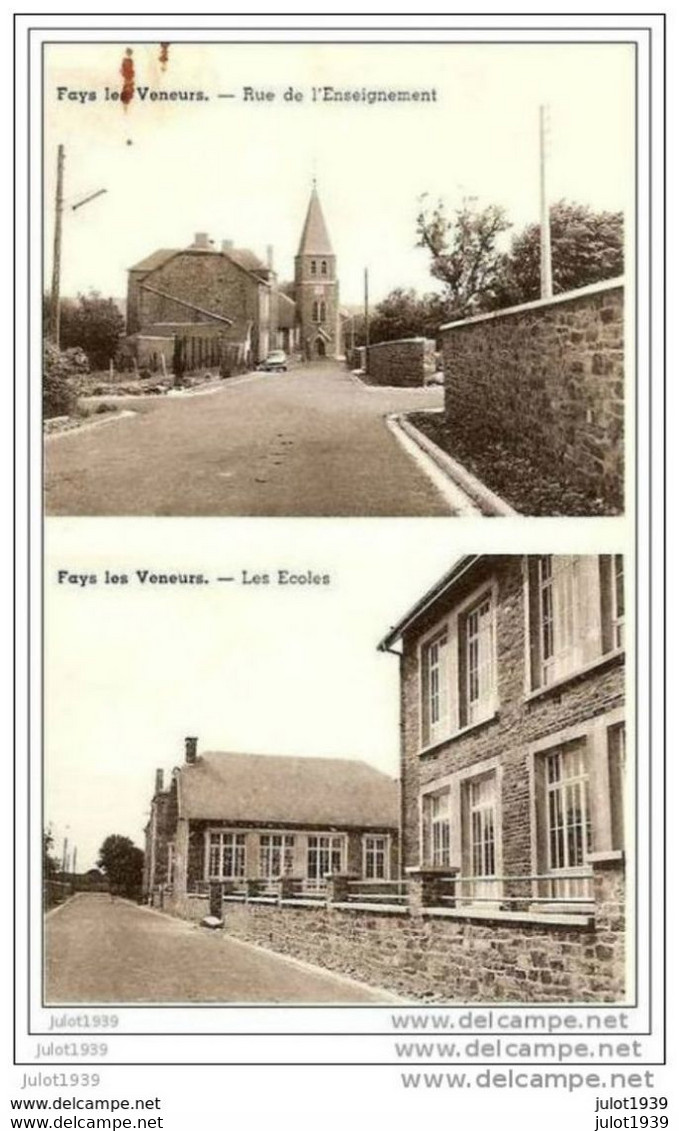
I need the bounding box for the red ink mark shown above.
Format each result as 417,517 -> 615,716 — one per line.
121,48 -> 135,107
159,43 -> 170,71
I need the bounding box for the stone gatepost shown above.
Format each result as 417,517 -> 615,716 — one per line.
590,851 -> 626,998
406,868 -> 457,916
278,876 -> 296,903
326,873 -> 359,905
209,880 -> 223,919
245,878 -> 263,900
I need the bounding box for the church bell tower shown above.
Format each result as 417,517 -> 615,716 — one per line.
294,183 -> 340,359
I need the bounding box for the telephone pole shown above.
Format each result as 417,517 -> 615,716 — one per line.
364,268 -> 370,372
49,145 -> 65,346
539,105 -> 553,299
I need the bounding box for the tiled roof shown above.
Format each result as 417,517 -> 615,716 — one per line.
277,292 -> 297,327
296,186 -> 334,256
177,752 -> 398,828
129,249 -> 179,273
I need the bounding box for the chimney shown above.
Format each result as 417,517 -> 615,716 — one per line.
185,736 -> 198,764
221,239 -> 234,252
154,768 -> 164,794
193,232 -> 210,250
266,244 -> 274,269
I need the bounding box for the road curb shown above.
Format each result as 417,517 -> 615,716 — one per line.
393,412 -> 519,517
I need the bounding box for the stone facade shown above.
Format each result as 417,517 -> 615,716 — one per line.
366,337 -> 436,386
127,241 -> 277,365
167,856 -> 625,1002
397,556 -> 625,877
441,280 -> 624,510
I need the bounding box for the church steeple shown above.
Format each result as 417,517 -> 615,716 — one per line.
294,182 -> 340,360
296,183 -> 334,257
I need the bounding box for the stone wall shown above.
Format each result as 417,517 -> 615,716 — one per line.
207,858 -> 625,1003
440,280 -> 624,510
366,338 -> 434,386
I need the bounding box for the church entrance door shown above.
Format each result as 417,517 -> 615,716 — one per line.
315,338 -> 326,358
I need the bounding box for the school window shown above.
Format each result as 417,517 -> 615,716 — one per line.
206,831 -> 246,879
528,556 -> 624,691
166,843 -> 175,886
608,722 -> 626,849
306,835 -> 344,885
259,834 -> 295,878
421,629 -> 449,746
459,594 -> 495,727
462,773 -> 500,901
423,789 -> 451,868
363,835 -> 389,880
543,740 -> 592,899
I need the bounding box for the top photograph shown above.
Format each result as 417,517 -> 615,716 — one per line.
42,41 -> 632,518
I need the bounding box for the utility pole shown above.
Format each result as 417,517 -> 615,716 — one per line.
539,105 -> 553,299
364,268 -> 370,372
49,145 -> 65,346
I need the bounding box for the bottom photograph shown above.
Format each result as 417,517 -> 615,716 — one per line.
44,549 -> 628,1007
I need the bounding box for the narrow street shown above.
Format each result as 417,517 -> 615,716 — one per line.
44,362 -> 452,516
45,894 -> 399,1004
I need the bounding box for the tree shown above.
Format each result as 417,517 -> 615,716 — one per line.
492,200 -> 624,308
45,291 -> 125,370
416,196 -> 511,319
43,340 -> 89,418
43,826 -> 60,879
97,834 -> 144,898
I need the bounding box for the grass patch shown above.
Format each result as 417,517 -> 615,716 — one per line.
408,411 -> 618,517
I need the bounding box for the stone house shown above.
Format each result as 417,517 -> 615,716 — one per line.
379,554 -> 626,915
144,740 -> 399,913
126,233 -> 278,369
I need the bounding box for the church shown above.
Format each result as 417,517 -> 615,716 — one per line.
125,184 -> 341,371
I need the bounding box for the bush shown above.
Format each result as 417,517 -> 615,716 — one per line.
43,341 -> 89,419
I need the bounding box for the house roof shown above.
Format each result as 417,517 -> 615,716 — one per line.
129,249 -> 179,273
177,752 -> 398,828
378,555 -> 482,652
129,246 -> 270,285
227,248 -> 269,277
296,185 -> 334,257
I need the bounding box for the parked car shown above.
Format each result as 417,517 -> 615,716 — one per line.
258,350 -> 288,372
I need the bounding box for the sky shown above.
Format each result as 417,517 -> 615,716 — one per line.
44,42 -> 634,307
44,520 -> 465,869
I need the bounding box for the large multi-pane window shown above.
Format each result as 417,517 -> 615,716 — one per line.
465,774 -> 499,900
530,555 -> 625,689
545,741 -> 591,897
363,835 -> 389,880
463,596 -> 494,725
423,790 -> 451,867
612,555 -> 625,648
259,834 -> 295,879
420,588 -> 497,747
306,835 -> 344,885
206,831 -> 246,880
421,630 -> 449,746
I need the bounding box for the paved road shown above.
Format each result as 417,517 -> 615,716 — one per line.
45,894 -> 399,1004
44,363 -> 451,516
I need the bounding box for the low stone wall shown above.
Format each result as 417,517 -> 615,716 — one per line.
366,337 -> 434,386
176,860 -> 625,1004
440,279 -> 624,510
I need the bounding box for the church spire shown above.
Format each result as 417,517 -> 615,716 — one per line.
296,183 -> 334,257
